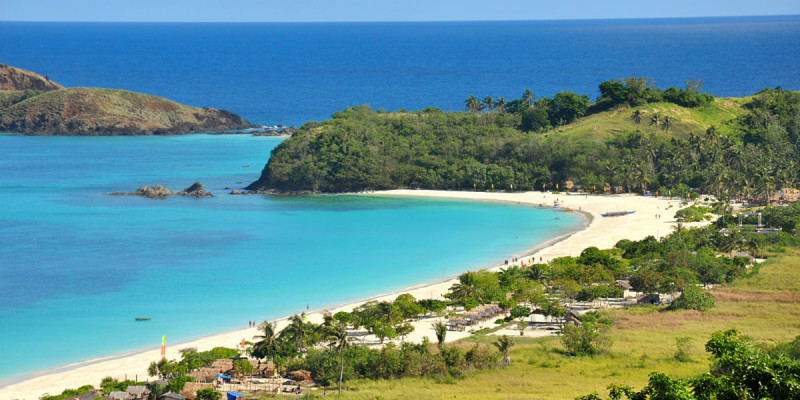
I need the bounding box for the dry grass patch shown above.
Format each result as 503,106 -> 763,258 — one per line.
611,308 -> 739,331
711,287 -> 800,303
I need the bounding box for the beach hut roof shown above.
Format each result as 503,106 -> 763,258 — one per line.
289,369 -> 312,381
126,386 -> 150,397
211,359 -> 234,372
159,393 -> 188,400
64,390 -> 102,400
615,280 -> 633,290
215,374 -> 232,379
108,391 -> 132,400
181,383 -> 214,399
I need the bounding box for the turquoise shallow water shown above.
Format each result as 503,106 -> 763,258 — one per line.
0,134 -> 582,382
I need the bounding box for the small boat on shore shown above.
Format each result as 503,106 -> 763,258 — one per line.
601,211 -> 636,217
135,317 -> 152,321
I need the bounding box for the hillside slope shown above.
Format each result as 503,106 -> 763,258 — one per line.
0,64 -> 64,91
247,86 -> 798,197
0,88 -> 252,135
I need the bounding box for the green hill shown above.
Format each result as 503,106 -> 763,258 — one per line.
546,97 -> 748,142
247,82 -> 799,197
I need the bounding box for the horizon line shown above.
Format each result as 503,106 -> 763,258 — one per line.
1,13 -> 798,24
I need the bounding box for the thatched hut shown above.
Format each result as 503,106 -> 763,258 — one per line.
126,386 -> 151,400
210,359 -> 234,373
255,362 -> 276,377
289,369 -> 312,382
188,368 -> 216,383
107,392 -> 132,400
159,393 -> 188,400
181,383 -> 214,400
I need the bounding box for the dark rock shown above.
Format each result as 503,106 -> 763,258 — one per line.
109,182 -> 211,199
176,182 -> 213,198
131,185 -> 174,199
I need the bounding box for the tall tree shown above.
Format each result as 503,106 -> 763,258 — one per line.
630,110 -> 643,131
465,95 -> 481,113
483,95 -> 494,111
649,113 -> 661,133
252,321 -> 278,361
661,116 -> 674,137
322,314 -> 354,395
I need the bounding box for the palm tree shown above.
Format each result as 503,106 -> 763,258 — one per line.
661,116 -> 674,137
483,95 -> 494,111
465,95 -> 481,113
630,110 -> 643,131
649,114 -> 661,133
280,313 -> 314,352
705,125 -> 720,143
494,97 -> 506,111
252,321 -> 278,361
322,314 -> 354,395
432,321 -> 447,349
521,89 -> 535,110
493,335 -> 515,366
448,272 -> 478,302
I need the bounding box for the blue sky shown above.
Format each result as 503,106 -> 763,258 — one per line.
1,0 -> 799,22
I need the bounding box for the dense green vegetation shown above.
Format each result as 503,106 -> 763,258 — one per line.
579,330 -> 800,399
249,80 -> 799,197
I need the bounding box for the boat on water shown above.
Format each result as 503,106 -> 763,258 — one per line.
601,211 -> 636,217
563,208 -> 575,213
135,317 -> 152,321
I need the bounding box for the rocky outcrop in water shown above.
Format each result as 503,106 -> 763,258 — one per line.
176,182 -> 213,198
109,182 -> 213,199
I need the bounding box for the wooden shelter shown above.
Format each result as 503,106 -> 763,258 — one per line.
210,359 -> 234,373
564,311 -> 582,327
181,383 -> 214,400
125,386 -> 151,400
255,361 -> 276,377
289,369 -> 312,382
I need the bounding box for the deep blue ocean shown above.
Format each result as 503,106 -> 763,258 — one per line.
0,16 -> 799,384
1,16 -> 799,126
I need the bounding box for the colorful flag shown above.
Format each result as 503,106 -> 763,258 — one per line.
161,335 -> 166,359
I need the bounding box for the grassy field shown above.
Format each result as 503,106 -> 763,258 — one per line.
326,251 -> 800,400
543,97 -> 748,143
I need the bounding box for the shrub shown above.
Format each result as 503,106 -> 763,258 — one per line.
561,324 -> 608,356
668,285 -> 715,311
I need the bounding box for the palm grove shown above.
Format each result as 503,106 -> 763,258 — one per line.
248,78 -> 799,198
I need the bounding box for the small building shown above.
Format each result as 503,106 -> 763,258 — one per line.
289,369 -> 312,382
188,367 -> 217,383
255,362 -> 276,378
615,280 -> 632,291
63,390 -> 103,400
126,386 -> 151,400
210,359 -> 234,373
107,392 -> 132,400
564,310 -> 582,327
159,393 -> 189,400
181,383 -> 214,400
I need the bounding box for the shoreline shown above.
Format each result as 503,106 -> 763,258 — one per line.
0,190 -> 682,400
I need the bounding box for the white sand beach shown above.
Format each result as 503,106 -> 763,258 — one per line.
0,190 -> 687,400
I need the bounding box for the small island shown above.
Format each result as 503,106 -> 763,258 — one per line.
0,64 -> 253,135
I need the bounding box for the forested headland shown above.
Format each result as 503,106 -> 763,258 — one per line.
247,79 -> 799,197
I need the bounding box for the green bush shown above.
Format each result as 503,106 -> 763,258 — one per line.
668,285 -> 715,311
